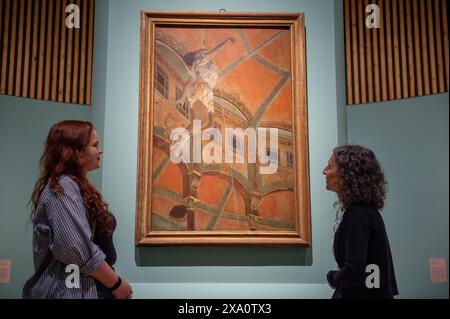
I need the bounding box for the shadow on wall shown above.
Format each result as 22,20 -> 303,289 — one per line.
135,246 -> 312,266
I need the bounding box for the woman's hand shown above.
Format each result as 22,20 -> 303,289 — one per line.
112,278 -> 133,299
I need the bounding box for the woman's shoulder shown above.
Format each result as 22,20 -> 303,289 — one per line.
347,202 -> 378,213
58,175 -> 80,192
345,204 -> 381,224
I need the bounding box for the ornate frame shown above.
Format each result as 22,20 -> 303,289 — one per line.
136,11 -> 310,245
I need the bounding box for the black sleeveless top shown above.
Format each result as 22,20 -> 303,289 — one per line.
93,215 -> 117,298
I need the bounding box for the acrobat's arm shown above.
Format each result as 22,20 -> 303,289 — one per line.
204,37 -> 235,58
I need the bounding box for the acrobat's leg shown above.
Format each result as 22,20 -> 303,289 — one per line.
176,77 -> 196,106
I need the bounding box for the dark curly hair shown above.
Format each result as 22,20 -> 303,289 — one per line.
333,145 -> 387,210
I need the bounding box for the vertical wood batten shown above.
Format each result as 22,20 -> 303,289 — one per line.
344,0 -> 353,104
58,0 -> 67,102
15,0 -> 25,96
434,0 -> 444,93
1,0 -> 11,94
0,0 -> 3,89
7,0 -> 17,95
51,0 -> 61,101
385,0 -> 395,100
29,0 -> 40,99
378,0 -> 386,101
392,0 -> 402,99
442,0 -> 449,91
413,0 -> 423,96
420,0 -> 430,95
398,0 -> 408,98
65,2 -> 74,103
22,0 -> 32,97
427,0 -> 437,94
364,0 -> 374,103
405,0 -> 415,97
351,0 -> 360,104
71,0 -> 81,104
44,0 -> 54,100
85,0 -> 94,105
358,0 -> 367,103
79,0 -> 88,104
0,0 -> 95,105
37,0 -> 47,99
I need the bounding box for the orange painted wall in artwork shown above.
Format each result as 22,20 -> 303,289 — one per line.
223,187 -> 246,214
218,58 -> 281,115
257,31 -> 291,70
259,191 -> 295,222
197,175 -> 228,206
214,217 -> 248,231
153,161 -> 184,195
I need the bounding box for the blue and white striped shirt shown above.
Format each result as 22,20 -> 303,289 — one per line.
22,176 -> 106,299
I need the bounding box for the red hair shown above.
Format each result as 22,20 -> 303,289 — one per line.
31,120 -> 113,235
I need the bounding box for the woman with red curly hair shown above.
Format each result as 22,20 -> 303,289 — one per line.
323,145 -> 398,299
23,120 -> 132,299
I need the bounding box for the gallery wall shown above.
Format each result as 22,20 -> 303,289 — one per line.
347,93 -> 449,298
0,0 -> 109,297
99,0 -> 344,298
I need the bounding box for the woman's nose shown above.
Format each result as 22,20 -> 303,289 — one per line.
322,167 -> 327,175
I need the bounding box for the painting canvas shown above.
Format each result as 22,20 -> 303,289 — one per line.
136,11 -> 310,245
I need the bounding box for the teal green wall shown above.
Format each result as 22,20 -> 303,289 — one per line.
100,0 -> 342,298
347,93 -> 449,298
1,0 -> 448,299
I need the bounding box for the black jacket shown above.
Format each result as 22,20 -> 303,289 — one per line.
327,204 -> 398,299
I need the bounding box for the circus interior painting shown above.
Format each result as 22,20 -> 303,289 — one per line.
137,12 -> 310,244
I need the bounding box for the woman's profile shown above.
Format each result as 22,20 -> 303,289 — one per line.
23,120 -> 132,299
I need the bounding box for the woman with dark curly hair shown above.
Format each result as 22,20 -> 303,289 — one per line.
323,145 -> 398,299
23,120 -> 132,299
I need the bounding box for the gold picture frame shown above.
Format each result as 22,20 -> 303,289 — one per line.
136,11 -> 310,245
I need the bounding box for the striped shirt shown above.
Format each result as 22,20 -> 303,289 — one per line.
22,176 -> 106,299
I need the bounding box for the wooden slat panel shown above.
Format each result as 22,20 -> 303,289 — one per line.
358,0 -> 367,103
7,0 -> 17,95
427,0 -> 437,94
0,0 -> 95,105
15,0 -> 25,96
351,0 -> 360,104
443,0 -> 449,91
365,0 -> 374,103
378,0 -> 387,101
85,0 -> 94,105
51,0 -> 61,101
344,0 -> 353,104
1,0 -> 10,94
413,0 -> 423,96
434,0 -> 445,93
